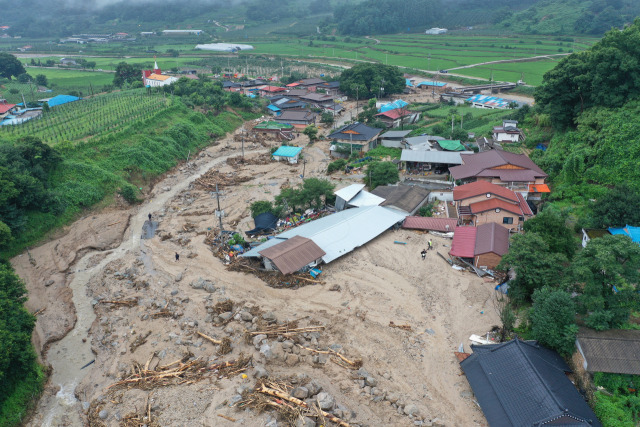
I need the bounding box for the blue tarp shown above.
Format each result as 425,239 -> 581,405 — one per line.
466,94 -> 510,109
416,81 -> 447,87
405,79 -> 414,87
535,144 -> 547,151
379,99 -> 409,113
267,104 -> 281,112
47,95 -> 80,107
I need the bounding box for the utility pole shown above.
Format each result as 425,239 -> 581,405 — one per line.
355,85 -> 359,119
213,184 -> 224,233
302,159 -> 307,178
241,127 -> 245,158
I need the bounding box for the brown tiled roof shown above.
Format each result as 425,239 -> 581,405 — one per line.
259,236 -> 326,275
371,185 -> 430,214
469,198 -> 523,216
402,217 -> 458,232
449,150 -> 547,181
474,222 -> 509,256
577,328 -> 640,375
453,181 -> 518,202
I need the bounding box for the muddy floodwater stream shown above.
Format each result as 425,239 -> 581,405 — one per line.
41,148 -> 260,426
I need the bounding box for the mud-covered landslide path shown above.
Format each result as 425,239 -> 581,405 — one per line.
20,143 -> 266,427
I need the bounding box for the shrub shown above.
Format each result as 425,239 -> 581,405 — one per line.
119,184 -> 140,204
250,200 -> 275,218
327,159 -> 347,174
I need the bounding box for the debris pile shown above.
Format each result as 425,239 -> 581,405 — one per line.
106,352 -> 252,392
227,258 -> 324,289
227,154 -> 272,167
238,379 -> 354,427
194,170 -> 252,190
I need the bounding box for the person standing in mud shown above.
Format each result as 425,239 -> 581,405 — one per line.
421,249 -> 427,260
148,213 -> 152,222
175,252 -> 179,262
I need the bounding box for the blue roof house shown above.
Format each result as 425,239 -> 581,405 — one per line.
608,225 -> 640,244
272,146 -> 303,164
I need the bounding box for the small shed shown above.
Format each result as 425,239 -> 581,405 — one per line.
272,146 -> 303,164
258,236 -> 326,274
380,130 -> 412,148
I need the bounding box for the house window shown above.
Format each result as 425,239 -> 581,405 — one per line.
503,217 -> 513,224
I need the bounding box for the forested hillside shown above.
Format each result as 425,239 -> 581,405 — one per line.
1,0 -> 636,38
496,0 -> 640,35
332,0 -> 635,35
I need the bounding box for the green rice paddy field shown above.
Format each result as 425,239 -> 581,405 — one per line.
7,32 -> 601,89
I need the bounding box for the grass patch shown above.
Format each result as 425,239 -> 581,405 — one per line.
0,358 -> 46,427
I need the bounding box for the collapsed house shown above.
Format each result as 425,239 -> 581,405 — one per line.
243,206 -> 407,273
334,184 -> 385,211
370,185 -> 430,215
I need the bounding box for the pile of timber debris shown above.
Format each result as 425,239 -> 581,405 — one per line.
226,154 -> 272,167
238,379 -> 354,427
227,257 -> 324,289
106,352 -> 252,392
193,170 -> 252,191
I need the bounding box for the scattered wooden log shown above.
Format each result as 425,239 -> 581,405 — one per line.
389,321 -> 412,331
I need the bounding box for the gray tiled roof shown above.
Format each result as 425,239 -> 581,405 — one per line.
577,328 -> 640,375
461,339 -> 601,427
328,122 -> 383,142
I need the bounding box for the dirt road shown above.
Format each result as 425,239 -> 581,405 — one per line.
16,125 -> 500,426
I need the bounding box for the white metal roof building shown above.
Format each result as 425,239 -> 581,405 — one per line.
401,150 -> 472,164
243,206 -> 407,264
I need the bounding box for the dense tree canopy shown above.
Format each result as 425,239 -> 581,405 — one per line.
339,64 -> 404,100
535,19 -> 640,128
523,208 -> 577,259
275,178 -> 335,213
530,286 -> 578,356
589,184 -> 640,228
0,137 -> 62,240
572,234 -> 640,330
0,262 -> 38,411
0,54 -> 26,80
366,162 -> 399,189
113,62 -> 142,88
334,0 -> 442,35
497,232 -> 568,303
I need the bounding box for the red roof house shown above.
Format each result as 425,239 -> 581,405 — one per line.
454,181 -> 533,230
0,101 -> 17,116
450,223 -> 510,269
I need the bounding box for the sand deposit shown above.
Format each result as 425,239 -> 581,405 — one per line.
15,121 -> 501,427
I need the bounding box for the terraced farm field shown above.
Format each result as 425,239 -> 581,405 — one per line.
1,90 -> 171,144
